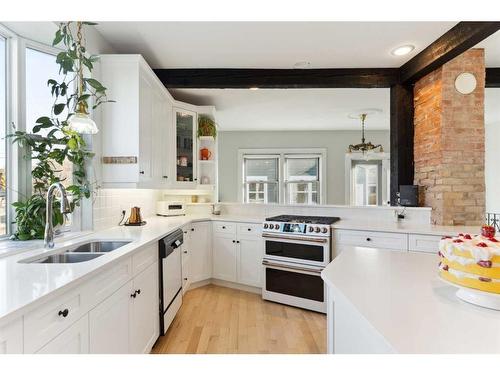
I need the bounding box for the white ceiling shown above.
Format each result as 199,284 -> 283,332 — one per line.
476,30 -> 500,67
170,88 -> 389,131
95,22 -> 456,69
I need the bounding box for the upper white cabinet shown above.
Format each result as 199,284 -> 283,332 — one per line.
98,54 -> 217,193
99,55 -> 173,188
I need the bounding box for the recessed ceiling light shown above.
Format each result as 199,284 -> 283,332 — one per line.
391,45 -> 415,56
249,87 -> 259,91
293,61 -> 311,69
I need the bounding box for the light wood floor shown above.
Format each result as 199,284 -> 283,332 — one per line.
151,284 -> 326,354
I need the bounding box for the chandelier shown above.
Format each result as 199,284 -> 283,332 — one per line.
348,113 -> 383,153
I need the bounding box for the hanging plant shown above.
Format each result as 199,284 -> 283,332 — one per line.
9,21 -> 113,240
197,115 -> 217,138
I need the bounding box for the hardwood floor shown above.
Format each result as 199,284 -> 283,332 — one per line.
151,284 -> 326,354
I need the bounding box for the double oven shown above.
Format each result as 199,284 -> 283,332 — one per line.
261,215 -> 339,313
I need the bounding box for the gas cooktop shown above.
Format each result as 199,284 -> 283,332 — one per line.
265,215 -> 340,225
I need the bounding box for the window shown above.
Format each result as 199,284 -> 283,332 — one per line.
240,149 -> 325,205
285,156 -> 320,205
25,46 -> 73,189
0,35 -> 7,235
243,156 -> 279,203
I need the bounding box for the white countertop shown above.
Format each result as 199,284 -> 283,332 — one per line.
332,219 -> 480,236
0,211 -> 480,326
321,247 -> 500,353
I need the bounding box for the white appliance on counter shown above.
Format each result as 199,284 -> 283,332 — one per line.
159,229 -> 183,334
156,201 -> 186,217
261,215 -> 339,313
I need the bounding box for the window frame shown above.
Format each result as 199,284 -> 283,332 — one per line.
0,23 -> 87,238
241,154 -> 280,204
238,148 -> 326,205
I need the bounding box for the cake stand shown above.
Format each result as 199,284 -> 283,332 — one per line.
439,277 -> 500,311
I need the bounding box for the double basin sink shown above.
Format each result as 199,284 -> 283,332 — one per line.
20,241 -> 132,264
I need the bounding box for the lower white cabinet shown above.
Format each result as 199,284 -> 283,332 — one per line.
0,318 -> 23,354
189,221 -> 212,283
213,233 -> 238,282
238,236 -> 264,287
212,221 -> 263,287
408,234 -> 441,254
36,315 -> 89,354
130,261 -> 159,354
89,281 -> 133,354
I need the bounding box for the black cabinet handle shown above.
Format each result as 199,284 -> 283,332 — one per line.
191,228 -> 194,231
184,278 -> 188,281
247,228 -> 251,231
232,240 -> 235,243
183,231 -> 187,234
222,226 -> 226,229
139,171 -> 145,175
162,176 -> 168,179
183,250 -> 188,254
194,178 -> 198,181
236,241 -> 240,244
135,289 -> 141,295
366,238 -> 372,242
58,308 -> 69,318
131,292 -> 137,298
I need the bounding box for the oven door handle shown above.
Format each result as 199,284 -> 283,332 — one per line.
262,233 -> 328,243
262,260 -> 323,274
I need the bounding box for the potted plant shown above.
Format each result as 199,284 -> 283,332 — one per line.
197,115 -> 217,138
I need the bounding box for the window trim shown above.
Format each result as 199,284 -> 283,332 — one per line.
344,152 -> 390,206
0,23 -> 87,238
238,148 -> 327,205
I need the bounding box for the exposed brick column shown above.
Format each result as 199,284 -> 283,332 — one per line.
414,49 -> 485,226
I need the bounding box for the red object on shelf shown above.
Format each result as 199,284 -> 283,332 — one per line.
481,225 -> 496,238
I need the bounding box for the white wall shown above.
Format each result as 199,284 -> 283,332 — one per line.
485,88 -> 500,214
217,130 -> 390,204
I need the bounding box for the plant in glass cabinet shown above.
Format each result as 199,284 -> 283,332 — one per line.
9,21 -> 113,240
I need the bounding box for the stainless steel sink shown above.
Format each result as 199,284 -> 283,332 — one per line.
30,252 -> 104,264
19,240 -> 132,264
71,241 -> 131,253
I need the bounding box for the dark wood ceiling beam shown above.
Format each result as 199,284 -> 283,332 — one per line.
486,68 -> 500,88
400,21 -> 500,84
153,68 -> 400,89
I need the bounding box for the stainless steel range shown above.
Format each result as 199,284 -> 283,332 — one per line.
261,215 -> 339,313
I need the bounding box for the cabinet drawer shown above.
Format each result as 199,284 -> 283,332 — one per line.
334,229 -> 408,251
213,222 -> 236,235
132,243 -> 158,276
237,223 -> 262,236
85,258 -> 133,309
24,285 -> 88,353
408,234 -> 441,254
36,315 -> 89,354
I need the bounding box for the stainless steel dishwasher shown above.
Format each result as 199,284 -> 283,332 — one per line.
159,229 -> 183,335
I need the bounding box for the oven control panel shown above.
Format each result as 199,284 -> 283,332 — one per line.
262,221 -> 331,237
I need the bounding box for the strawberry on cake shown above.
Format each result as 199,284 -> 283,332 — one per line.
438,229 -> 500,294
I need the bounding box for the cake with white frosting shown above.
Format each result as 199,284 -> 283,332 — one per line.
438,233 -> 500,294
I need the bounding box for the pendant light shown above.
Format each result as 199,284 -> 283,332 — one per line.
67,22 -> 99,135
347,113 -> 383,153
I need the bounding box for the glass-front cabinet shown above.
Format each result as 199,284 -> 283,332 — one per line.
173,108 -> 197,186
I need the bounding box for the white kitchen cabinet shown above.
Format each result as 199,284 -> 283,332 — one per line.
212,221 -> 264,287
172,107 -> 198,187
89,281 -> 133,354
213,232 -> 238,282
408,234 -> 441,254
189,221 -> 212,283
36,315 -> 89,354
99,54 -> 174,188
130,261 -> 159,354
237,236 -> 264,288
334,229 -> 408,256
0,318 -> 23,354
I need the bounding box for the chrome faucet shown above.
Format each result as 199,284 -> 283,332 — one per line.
44,182 -> 71,248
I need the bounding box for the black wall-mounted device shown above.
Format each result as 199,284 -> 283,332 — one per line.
399,185 -> 418,207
